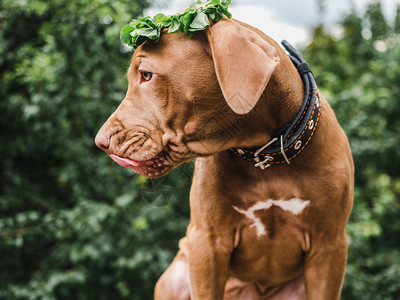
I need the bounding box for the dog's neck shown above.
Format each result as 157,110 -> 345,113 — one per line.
233,52 -> 305,150
212,61 -> 307,180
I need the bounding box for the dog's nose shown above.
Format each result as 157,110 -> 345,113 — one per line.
95,131 -> 110,152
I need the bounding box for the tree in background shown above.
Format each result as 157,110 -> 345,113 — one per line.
366,1 -> 389,39
395,4 -> 400,33
304,1 -> 400,299
0,0 -> 190,299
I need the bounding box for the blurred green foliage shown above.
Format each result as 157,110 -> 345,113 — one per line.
303,2 -> 400,299
0,0 -> 399,299
0,0 -> 189,299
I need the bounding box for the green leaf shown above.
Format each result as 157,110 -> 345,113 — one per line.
188,5 -> 197,13
181,12 -> 196,33
219,5 -> 232,19
204,7 -> 221,22
153,13 -> 167,24
161,17 -> 173,28
168,19 -> 181,33
135,27 -> 160,40
222,0 -> 232,8
164,20 -> 173,29
206,0 -> 220,5
129,20 -> 139,27
133,34 -> 148,47
139,16 -> 158,29
120,25 -> 134,44
153,13 -> 173,28
130,19 -> 147,29
189,11 -> 210,31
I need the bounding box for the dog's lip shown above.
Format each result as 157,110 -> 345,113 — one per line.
109,154 -> 142,168
109,152 -> 166,168
109,152 -> 169,177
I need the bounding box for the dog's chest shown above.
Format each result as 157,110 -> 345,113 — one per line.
229,198 -> 311,280
233,198 -> 310,238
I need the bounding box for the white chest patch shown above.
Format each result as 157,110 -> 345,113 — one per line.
233,199 -> 310,237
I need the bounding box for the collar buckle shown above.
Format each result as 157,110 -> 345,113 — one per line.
280,135 -> 291,165
253,135 -> 291,169
254,156 -> 274,169
253,137 -> 278,169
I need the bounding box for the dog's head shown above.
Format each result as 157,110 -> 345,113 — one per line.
95,19 -> 280,177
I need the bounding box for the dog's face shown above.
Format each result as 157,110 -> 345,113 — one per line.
95,20 -> 280,177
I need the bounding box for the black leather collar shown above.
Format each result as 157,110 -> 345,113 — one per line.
231,40 -> 321,169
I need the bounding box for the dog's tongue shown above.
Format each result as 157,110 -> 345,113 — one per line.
109,154 -> 141,168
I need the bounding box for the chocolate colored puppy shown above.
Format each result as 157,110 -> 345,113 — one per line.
95,16 -> 353,300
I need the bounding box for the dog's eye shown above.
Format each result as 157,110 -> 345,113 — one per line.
141,71 -> 153,82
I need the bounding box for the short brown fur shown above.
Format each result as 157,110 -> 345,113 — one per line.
95,19 -> 354,300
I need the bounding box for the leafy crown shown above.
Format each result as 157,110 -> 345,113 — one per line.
120,0 -> 232,49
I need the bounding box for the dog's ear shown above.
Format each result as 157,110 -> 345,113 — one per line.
206,20 -> 280,114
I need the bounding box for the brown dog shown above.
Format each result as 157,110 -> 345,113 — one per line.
95,18 -> 354,300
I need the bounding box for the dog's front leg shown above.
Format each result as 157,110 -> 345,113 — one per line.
304,232 -> 348,300
186,225 -> 233,300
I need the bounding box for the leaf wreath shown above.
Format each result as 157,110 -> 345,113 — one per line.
120,0 -> 232,49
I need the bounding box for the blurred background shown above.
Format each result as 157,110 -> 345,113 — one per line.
0,0 -> 399,299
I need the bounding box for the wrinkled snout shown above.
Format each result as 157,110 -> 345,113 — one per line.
94,119 -> 174,177
95,129 -> 111,153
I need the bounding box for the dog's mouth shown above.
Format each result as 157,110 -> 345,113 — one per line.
109,152 -> 172,177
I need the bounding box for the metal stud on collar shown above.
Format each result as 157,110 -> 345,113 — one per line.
309,120 -> 315,130
294,140 -> 302,150
237,149 -> 245,155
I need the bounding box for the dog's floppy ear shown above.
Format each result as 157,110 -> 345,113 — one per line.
206,20 -> 280,114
